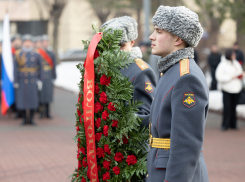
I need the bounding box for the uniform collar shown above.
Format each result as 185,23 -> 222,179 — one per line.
129,46 -> 143,60
157,47 -> 194,73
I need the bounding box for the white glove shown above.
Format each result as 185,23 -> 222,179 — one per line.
37,80 -> 43,91
14,83 -> 19,88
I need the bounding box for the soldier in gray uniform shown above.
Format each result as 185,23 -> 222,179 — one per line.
39,34 -> 56,118
101,16 -> 157,128
14,34 -> 43,125
147,6 -> 209,182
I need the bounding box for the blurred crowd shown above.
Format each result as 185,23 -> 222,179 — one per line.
0,34 -> 56,125
207,42 -> 245,131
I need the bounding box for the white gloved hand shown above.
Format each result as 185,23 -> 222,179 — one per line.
37,80 -> 43,91
14,83 -> 19,88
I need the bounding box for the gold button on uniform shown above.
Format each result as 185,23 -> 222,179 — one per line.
146,174 -> 148,178
24,79 -> 29,84
160,72 -> 163,77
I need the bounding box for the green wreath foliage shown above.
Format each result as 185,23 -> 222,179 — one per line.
70,25 -> 148,182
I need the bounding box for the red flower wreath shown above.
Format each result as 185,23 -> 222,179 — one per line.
96,147 -> 105,158
112,120 -> 119,127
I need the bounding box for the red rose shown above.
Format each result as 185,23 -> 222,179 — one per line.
77,152 -> 80,159
82,157 -> 88,167
103,160 -> 111,171
76,126 -> 80,131
82,177 -> 86,182
112,120 -> 118,127
95,132 -> 102,142
95,118 -> 101,128
103,125 -> 109,137
114,152 -> 124,162
79,117 -> 83,124
108,102 -> 116,111
95,83 -> 100,94
94,50 -> 100,59
113,166 -> 121,175
102,110 -> 109,121
78,94 -> 82,103
100,75 -> 111,86
123,136 -> 129,144
104,144 -> 111,155
126,155 -> 137,165
81,147 -> 86,155
78,160 -> 82,168
96,147 -> 105,158
102,172 -> 110,181
77,108 -> 81,116
99,92 -> 108,103
95,102 -> 103,113
87,169 -> 90,179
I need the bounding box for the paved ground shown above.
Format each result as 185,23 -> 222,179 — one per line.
1,88 -> 245,182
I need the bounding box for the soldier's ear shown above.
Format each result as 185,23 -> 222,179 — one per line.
131,40 -> 135,47
174,37 -> 184,46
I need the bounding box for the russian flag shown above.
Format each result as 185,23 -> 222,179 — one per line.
1,14 -> 14,115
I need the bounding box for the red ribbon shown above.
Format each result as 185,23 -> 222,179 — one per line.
37,48 -> 54,68
83,32 -> 102,182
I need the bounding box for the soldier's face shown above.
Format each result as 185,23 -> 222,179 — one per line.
149,26 -> 176,57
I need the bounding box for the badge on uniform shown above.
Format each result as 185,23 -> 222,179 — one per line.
145,81 -> 153,93
183,91 -> 196,108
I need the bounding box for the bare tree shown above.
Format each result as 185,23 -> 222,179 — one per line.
34,0 -> 68,60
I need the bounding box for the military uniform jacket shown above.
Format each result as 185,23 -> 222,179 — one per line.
120,47 -> 156,128
147,58 -> 209,182
39,49 -> 56,103
14,49 -> 43,110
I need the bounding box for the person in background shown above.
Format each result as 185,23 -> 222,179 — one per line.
233,42 -> 244,66
33,36 -> 42,49
39,34 -> 56,119
216,49 -> 244,131
14,34 -> 43,125
102,16 -> 157,129
11,35 -> 23,118
208,44 -> 221,90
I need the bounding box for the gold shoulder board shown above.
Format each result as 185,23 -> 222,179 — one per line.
180,58 -> 190,77
134,58 -> 149,71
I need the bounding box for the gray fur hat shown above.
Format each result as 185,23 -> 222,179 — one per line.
101,16 -> 138,44
22,34 -> 33,42
41,34 -> 49,41
152,6 -> 203,47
